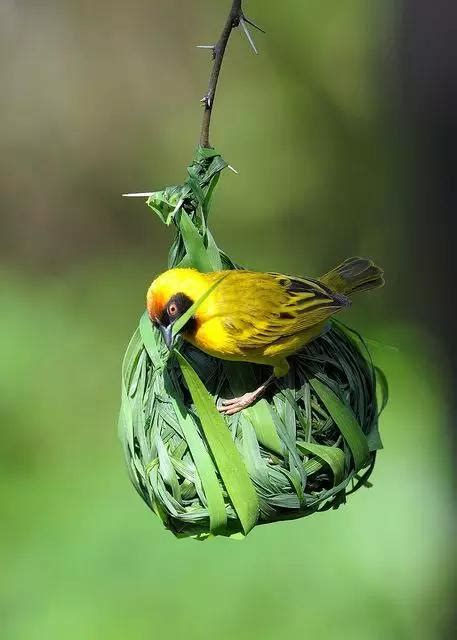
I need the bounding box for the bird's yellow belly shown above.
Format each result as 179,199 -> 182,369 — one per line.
185,318 -> 326,367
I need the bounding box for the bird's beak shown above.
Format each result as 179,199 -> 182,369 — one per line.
158,323 -> 175,351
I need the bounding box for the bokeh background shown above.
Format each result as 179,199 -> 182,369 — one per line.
1,1 -> 456,638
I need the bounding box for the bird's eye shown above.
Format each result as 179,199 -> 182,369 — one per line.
168,303 -> 178,317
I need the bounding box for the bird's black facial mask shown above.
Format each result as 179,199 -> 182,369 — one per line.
156,292 -> 195,350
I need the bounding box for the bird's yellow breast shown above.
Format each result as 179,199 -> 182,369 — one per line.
185,317 -> 246,360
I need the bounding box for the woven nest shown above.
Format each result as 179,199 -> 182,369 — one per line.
120,321 -> 384,539
119,149 -> 385,539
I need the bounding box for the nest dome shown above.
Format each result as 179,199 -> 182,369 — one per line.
120,321 -> 384,539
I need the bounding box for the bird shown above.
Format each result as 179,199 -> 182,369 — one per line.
146,257 -> 384,415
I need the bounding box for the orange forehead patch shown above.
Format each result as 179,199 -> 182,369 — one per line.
147,288 -> 166,321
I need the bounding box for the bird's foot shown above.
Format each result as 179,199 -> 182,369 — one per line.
218,374 -> 276,416
219,390 -> 262,416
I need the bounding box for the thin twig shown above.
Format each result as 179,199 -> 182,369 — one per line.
199,0 -> 264,148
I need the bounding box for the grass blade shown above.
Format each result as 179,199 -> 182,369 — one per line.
169,394 -> 227,533
176,352 -> 259,534
310,378 -> 369,471
375,365 -> 389,416
139,313 -> 162,367
179,210 -> 213,272
297,441 -> 345,485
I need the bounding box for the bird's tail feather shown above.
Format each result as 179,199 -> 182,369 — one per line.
320,257 -> 384,296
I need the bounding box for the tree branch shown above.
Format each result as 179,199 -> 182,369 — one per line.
199,0 -> 263,149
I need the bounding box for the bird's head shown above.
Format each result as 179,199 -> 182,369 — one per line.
146,268 -> 208,349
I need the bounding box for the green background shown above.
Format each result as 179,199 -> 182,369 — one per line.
1,1 -> 454,638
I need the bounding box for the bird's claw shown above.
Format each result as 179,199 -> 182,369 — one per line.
218,391 -> 259,416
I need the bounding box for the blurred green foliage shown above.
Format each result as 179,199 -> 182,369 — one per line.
0,1 -> 454,638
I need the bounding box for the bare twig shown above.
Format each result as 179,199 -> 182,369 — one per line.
199,0 -> 264,148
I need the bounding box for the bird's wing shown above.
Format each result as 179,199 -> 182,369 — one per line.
217,271 -> 349,350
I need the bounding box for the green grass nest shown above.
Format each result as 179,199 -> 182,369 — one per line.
119,149 -> 386,540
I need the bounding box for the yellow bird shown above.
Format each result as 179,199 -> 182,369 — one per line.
147,257 -> 384,415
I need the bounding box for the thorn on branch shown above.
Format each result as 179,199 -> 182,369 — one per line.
239,16 -> 263,55
196,44 -> 217,58
243,16 -> 266,34
200,94 -> 211,108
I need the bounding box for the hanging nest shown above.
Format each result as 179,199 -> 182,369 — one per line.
119,149 -> 386,539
